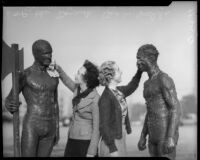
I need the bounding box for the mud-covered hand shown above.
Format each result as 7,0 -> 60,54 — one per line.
5,99 -> 21,114
138,136 -> 147,151
163,137 -> 175,154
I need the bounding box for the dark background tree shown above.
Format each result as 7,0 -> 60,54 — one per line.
128,102 -> 146,122
180,94 -> 197,118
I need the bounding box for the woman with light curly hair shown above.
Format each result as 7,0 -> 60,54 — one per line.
98,61 -> 143,157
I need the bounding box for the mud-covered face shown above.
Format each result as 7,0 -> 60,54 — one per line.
36,48 -> 52,67
136,51 -> 151,72
33,40 -> 53,67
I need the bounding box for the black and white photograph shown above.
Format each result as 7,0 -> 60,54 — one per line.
2,2 -> 197,159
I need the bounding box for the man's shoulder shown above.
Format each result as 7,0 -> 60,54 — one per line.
19,66 -> 32,78
158,71 -> 175,88
158,71 -> 173,81
23,66 -> 34,73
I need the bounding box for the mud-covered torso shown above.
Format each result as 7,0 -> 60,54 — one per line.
143,72 -> 169,142
22,66 -> 59,118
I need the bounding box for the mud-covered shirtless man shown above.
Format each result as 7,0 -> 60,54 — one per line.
5,40 -> 59,157
136,44 -> 181,160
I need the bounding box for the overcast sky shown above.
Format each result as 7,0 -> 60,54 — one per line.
2,2 -> 197,112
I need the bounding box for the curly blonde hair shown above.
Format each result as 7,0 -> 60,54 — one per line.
98,61 -> 116,86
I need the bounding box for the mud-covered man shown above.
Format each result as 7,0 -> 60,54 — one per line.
136,44 -> 181,160
5,40 -> 59,157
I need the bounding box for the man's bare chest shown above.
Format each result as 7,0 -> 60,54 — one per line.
25,71 -> 58,92
143,78 -> 161,100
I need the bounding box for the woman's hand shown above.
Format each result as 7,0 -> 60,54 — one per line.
53,62 -> 63,75
54,62 -> 61,72
47,61 -> 60,77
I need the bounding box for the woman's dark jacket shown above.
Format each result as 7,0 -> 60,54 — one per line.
98,70 -> 142,153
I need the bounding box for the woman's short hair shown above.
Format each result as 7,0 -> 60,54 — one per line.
83,60 -> 100,89
98,61 -> 116,86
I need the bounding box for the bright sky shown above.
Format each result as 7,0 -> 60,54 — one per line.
2,2 -> 197,111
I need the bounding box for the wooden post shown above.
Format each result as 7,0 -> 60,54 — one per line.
11,44 -> 20,157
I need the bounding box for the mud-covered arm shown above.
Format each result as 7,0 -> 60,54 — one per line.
160,75 -> 181,139
55,85 -> 60,129
56,65 -> 77,92
117,69 -> 142,98
5,71 -> 25,113
87,96 -> 100,156
99,94 -> 117,153
54,84 -> 60,145
140,112 -> 148,138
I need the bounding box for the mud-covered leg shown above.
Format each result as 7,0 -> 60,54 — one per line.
165,147 -> 176,160
21,126 -> 38,157
148,141 -> 159,157
37,137 -> 55,157
155,141 -> 176,160
37,119 -> 56,157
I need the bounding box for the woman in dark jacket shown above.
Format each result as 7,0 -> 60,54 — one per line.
98,61 -> 143,157
55,60 -> 100,157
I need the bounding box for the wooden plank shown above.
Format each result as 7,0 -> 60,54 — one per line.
11,44 -> 20,157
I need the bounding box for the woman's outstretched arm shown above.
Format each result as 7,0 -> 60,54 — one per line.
55,64 -> 77,92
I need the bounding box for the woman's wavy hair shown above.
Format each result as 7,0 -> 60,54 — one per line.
83,60 -> 100,89
98,61 -> 116,86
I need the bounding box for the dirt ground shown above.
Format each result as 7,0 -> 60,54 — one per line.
3,123 -> 197,159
